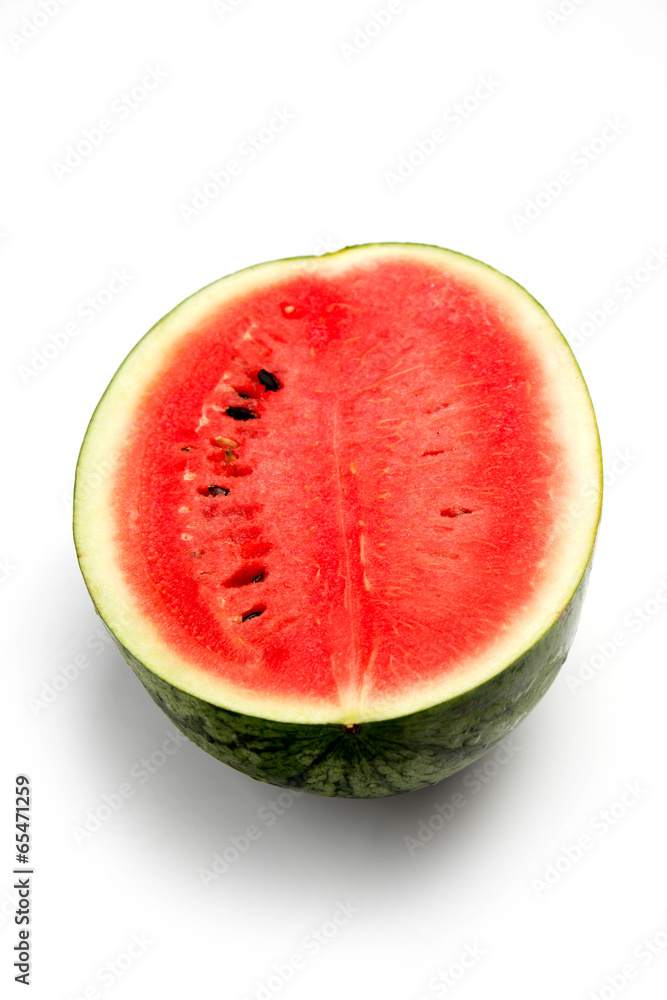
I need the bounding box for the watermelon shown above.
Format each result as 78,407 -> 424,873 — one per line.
73,243 -> 602,798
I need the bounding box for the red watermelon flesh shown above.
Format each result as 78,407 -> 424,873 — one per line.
109,252 -> 575,721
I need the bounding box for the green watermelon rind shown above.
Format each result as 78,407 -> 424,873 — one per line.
109,563 -> 590,798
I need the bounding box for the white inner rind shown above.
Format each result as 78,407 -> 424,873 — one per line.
74,244 -> 602,725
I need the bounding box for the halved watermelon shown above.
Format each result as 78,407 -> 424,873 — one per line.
73,244 -> 602,797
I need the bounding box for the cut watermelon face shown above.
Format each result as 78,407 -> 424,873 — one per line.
74,244 -> 601,795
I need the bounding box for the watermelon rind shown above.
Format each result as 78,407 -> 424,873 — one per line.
114,566 -> 588,797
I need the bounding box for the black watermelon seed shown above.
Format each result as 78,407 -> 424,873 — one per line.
226,406 -> 258,421
258,369 -> 280,392
440,507 -> 473,517
252,572 -> 265,583
237,393 -> 250,399
242,609 -> 264,621
207,485 -> 230,496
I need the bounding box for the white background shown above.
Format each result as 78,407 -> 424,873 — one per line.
2,1 -> 667,998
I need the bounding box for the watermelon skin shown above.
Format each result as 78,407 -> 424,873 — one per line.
111,566 -> 589,798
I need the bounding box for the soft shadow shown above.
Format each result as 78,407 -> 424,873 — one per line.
78,635 -> 529,908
